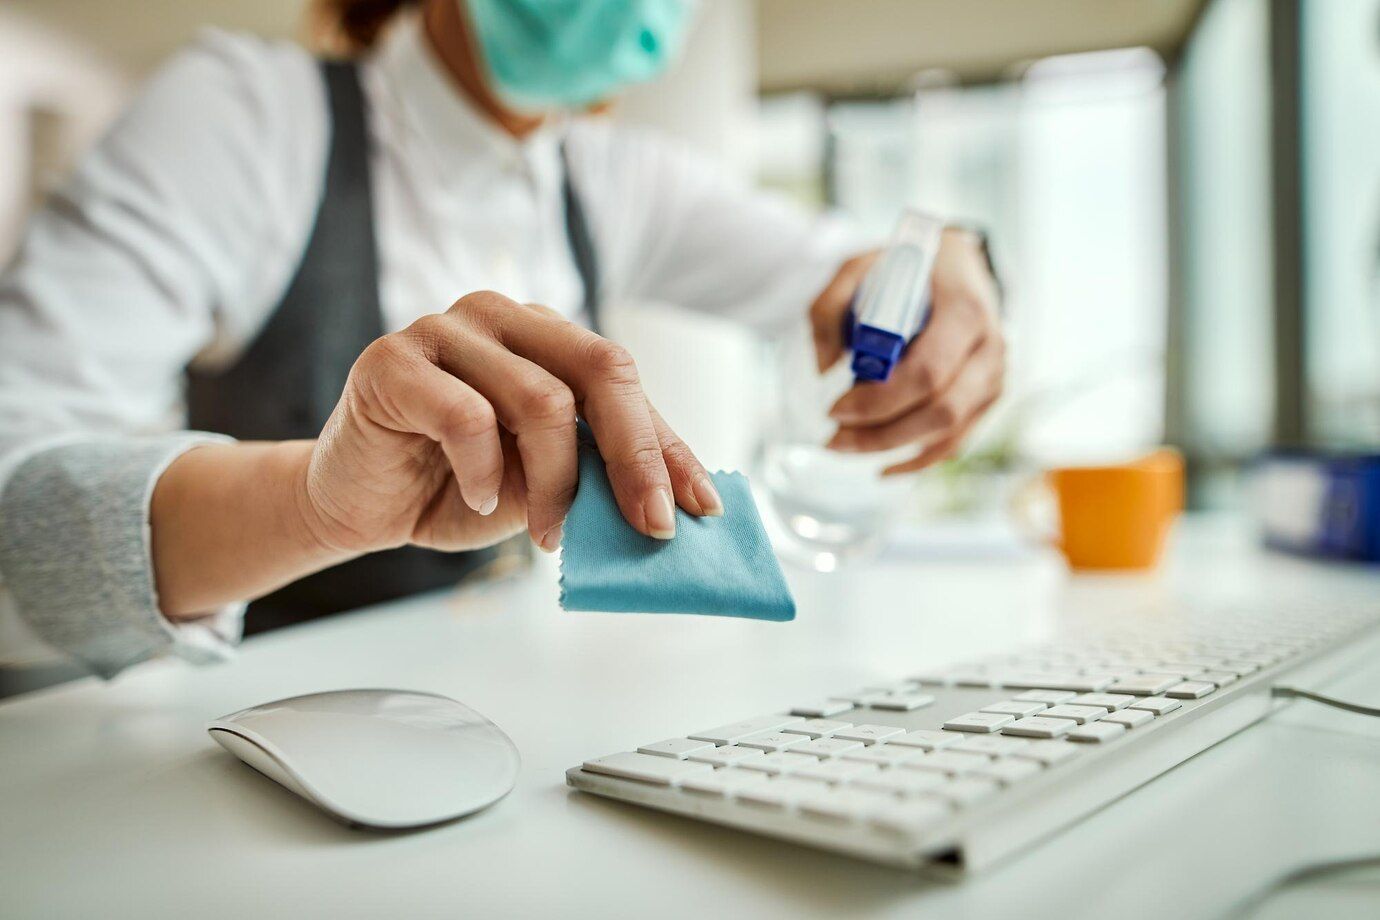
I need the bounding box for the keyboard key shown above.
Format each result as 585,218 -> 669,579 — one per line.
1153,663 -> 1208,679
854,768 -> 949,796
795,759 -> 880,783
789,700 -> 853,718
1176,656 -> 1229,668
865,680 -> 927,696
738,751 -> 820,774
1068,692 -> 1135,711
637,738 -> 717,759
865,693 -> 936,712
788,737 -> 866,759
583,752 -> 714,785
1102,708 -> 1154,729
797,787 -> 898,821
680,767 -> 768,796
1217,659 -> 1263,675
969,758 -> 1042,786
1067,722 -> 1127,743
980,700 -> 1047,718
833,724 -> 907,744
1001,716 -> 1075,739
1039,704 -> 1107,725
950,672 -> 1001,688
737,776 -> 831,808
1105,674 -> 1180,696
1012,740 -> 1081,766
841,745 -> 925,767
689,716 -> 803,745
736,731 -> 809,752
943,712 -> 1015,733
686,745 -> 764,767
1015,689 -> 1077,705
870,796 -> 953,834
1165,681 -> 1216,700
933,777 -> 1001,807
1195,670 -> 1239,687
950,735 -> 1031,757
998,673 -> 1115,692
780,719 -> 852,739
888,729 -> 965,751
827,688 -> 883,704
1126,696 -> 1181,716
905,751 -> 993,776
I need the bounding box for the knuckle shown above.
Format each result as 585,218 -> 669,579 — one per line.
910,361 -> 939,394
606,443 -> 667,482
849,387 -> 885,417
447,290 -> 507,330
450,289 -> 503,313
404,313 -> 450,351
356,333 -> 410,374
524,301 -> 565,322
844,252 -> 874,275
518,379 -> 575,425
586,339 -> 639,386
662,443 -> 701,484
441,398 -> 495,442
531,479 -> 578,512
930,400 -> 960,429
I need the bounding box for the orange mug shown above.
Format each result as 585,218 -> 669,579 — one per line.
1015,448 -> 1184,571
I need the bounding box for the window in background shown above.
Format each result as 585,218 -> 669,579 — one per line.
1302,0 -> 1380,447
768,48 -> 1169,468
1170,0 -> 1274,505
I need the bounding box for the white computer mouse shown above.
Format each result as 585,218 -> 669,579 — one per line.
207,688 -> 520,829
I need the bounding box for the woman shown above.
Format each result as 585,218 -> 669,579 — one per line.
0,0 -> 1004,684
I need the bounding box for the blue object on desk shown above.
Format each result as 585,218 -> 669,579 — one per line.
559,431 -> 795,620
1252,452 -> 1380,562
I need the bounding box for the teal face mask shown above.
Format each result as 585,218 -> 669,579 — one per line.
463,0 -> 695,109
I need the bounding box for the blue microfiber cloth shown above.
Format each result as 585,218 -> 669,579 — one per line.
559,431 -> 795,621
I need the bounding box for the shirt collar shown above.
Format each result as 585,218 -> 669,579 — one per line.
370,11 -> 567,175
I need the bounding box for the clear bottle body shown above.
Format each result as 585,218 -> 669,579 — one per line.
756,211 -> 944,572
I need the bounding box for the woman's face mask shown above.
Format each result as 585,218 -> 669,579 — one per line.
463,0 -> 695,110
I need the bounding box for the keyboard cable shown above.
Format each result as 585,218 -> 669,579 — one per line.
1218,685 -> 1380,918
1221,853 -> 1380,920
1270,685 -> 1380,717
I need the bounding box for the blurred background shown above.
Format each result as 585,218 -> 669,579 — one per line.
2,0 -> 1377,515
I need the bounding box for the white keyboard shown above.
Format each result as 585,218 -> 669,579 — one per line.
568,600 -> 1380,872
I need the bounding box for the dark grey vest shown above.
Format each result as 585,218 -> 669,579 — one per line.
186,61 -> 600,635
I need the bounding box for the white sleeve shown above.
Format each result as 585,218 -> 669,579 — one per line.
0,31 -> 325,675
569,124 -> 863,331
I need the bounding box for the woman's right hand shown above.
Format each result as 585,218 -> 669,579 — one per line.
299,290 -> 723,558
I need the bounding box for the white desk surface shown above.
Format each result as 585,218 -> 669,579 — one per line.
3,517 -> 1378,920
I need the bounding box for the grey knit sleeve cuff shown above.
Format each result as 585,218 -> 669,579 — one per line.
0,434 -> 244,679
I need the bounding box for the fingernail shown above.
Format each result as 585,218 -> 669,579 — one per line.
539,522 -> 563,553
645,488 -> 676,539
693,475 -> 724,516
478,494 -> 499,516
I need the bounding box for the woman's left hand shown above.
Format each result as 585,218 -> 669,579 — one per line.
809,228 -> 1005,474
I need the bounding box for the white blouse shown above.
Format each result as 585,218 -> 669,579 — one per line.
0,14 -> 854,674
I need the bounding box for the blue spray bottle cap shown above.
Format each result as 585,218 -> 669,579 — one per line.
847,211 -> 944,383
